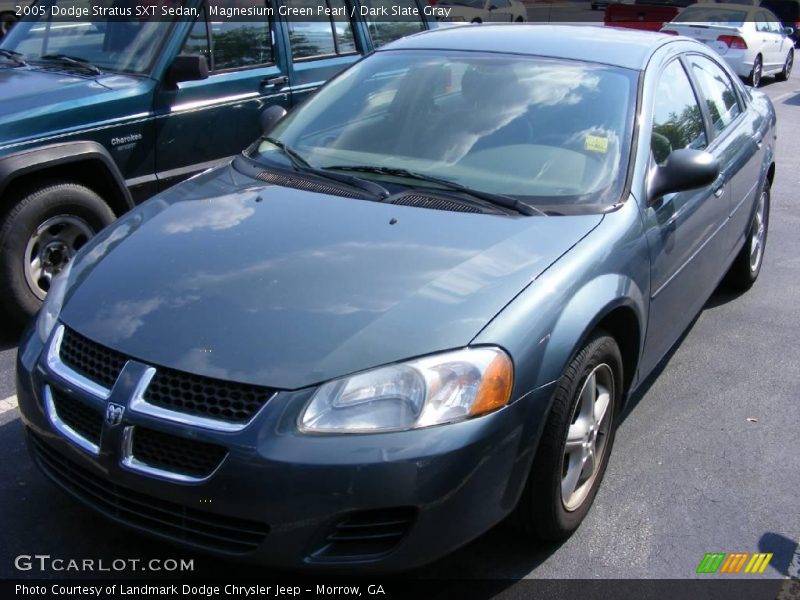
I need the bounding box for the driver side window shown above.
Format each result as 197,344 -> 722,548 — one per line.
651,60 -> 707,166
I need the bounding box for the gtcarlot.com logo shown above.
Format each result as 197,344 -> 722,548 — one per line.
14,554 -> 194,573
696,552 -> 773,574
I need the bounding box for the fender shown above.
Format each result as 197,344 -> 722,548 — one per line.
0,141 -> 133,211
473,199 -> 650,405
542,274 -> 647,397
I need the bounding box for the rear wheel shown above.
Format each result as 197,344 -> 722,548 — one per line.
514,331 -> 622,540
0,181 -> 115,324
725,182 -> 769,291
748,55 -> 763,87
776,49 -> 793,81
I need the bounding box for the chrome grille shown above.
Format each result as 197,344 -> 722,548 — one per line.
130,427 -> 227,479
143,367 -> 274,424
50,388 -> 103,446
60,327 -> 127,390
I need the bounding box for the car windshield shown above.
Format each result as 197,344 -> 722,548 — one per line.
0,0 -> 178,74
250,51 -> 638,210
674,7 -> 749,25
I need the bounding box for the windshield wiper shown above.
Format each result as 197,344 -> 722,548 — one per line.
38,54 -> 101,75
261,137 -> 390,200
322,165 -> 547,217
0,49 -> 26,66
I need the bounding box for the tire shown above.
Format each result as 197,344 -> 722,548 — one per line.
514,331 -> 623,541
0,181 -> 115,324
725,181 -> 770,291
747,55 -> 763,88
776,49 -> 793,82
0,12 -> 17,37
515,16 -> 524,22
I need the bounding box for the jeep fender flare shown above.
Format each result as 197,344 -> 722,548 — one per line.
0,141 -> 133,214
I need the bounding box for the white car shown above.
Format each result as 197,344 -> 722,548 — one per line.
662,3 -> 794,87
437,0 -> 527,24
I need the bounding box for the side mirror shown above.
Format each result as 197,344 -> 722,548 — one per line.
647,148 -> 720,205
260,105 -> 287,135
784,26 -> 795,36
165,54 -> 209,86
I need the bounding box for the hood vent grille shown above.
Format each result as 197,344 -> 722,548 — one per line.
389,193 -> 483,213
255,171 -> 369,199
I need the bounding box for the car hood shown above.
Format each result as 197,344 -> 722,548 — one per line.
61,164 -> 603,390
0,67 -> 152,149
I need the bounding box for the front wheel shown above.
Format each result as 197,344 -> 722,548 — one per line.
725,182 -> 770,291
514,331 -> 622,541
748,55 -> 763,88
0,181 -> 116,324
776,49 -> 793,81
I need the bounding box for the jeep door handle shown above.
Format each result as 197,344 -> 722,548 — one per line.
262,75 -> 288,89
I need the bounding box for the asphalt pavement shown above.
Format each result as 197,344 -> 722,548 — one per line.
0,52 -> 798,583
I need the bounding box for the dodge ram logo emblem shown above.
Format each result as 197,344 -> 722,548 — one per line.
105,403 -> 125,427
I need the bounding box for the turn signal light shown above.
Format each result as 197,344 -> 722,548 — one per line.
717,35 -> 748,49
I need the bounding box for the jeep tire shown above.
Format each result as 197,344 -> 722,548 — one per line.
0,181 -> 115,325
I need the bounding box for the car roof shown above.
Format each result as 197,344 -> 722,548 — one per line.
380,24 -> 680,71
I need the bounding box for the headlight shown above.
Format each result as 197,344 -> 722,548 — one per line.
299,347 -> 513,434
36,260 -> 72,343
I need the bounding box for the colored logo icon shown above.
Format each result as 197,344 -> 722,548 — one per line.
697,552 -> 773,574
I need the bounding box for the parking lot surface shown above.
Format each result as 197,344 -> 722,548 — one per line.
0,53 -> 798,582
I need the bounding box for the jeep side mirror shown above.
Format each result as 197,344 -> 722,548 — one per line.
647,148 -> 720,205
260,105 -> 287,135
166,54 -> 209,86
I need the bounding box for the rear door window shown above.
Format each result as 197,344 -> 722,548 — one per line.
286,0 -> 358,59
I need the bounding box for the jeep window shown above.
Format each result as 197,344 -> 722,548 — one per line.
207,0 -> 274,70
0,0 -> 177,75
252,50 -> 637,209
286,0 -> 357,59
361,0 -> 426,48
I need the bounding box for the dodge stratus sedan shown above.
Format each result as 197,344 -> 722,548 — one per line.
17,25 -> 775,570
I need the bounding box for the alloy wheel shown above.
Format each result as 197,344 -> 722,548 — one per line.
752,58 -> 762,88
561,363 -> 615,511
749,190 -> 767,272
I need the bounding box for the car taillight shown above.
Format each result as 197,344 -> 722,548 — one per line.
717,35 -> 748,49
661,29 -> 679,35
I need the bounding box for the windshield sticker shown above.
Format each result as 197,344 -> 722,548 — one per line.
584,135 -> 609,154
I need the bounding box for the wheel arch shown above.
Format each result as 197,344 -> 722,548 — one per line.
0,142 -> 133,218
539,274 -> 646,403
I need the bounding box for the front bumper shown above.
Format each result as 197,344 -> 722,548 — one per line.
16,324 -> 554,571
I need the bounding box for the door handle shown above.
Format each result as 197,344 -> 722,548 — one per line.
755,135 -> 763,149
713,182 -> 725,198
262,75 -> 288,89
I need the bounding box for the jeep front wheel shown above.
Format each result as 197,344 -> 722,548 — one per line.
0,181 -> 115,324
